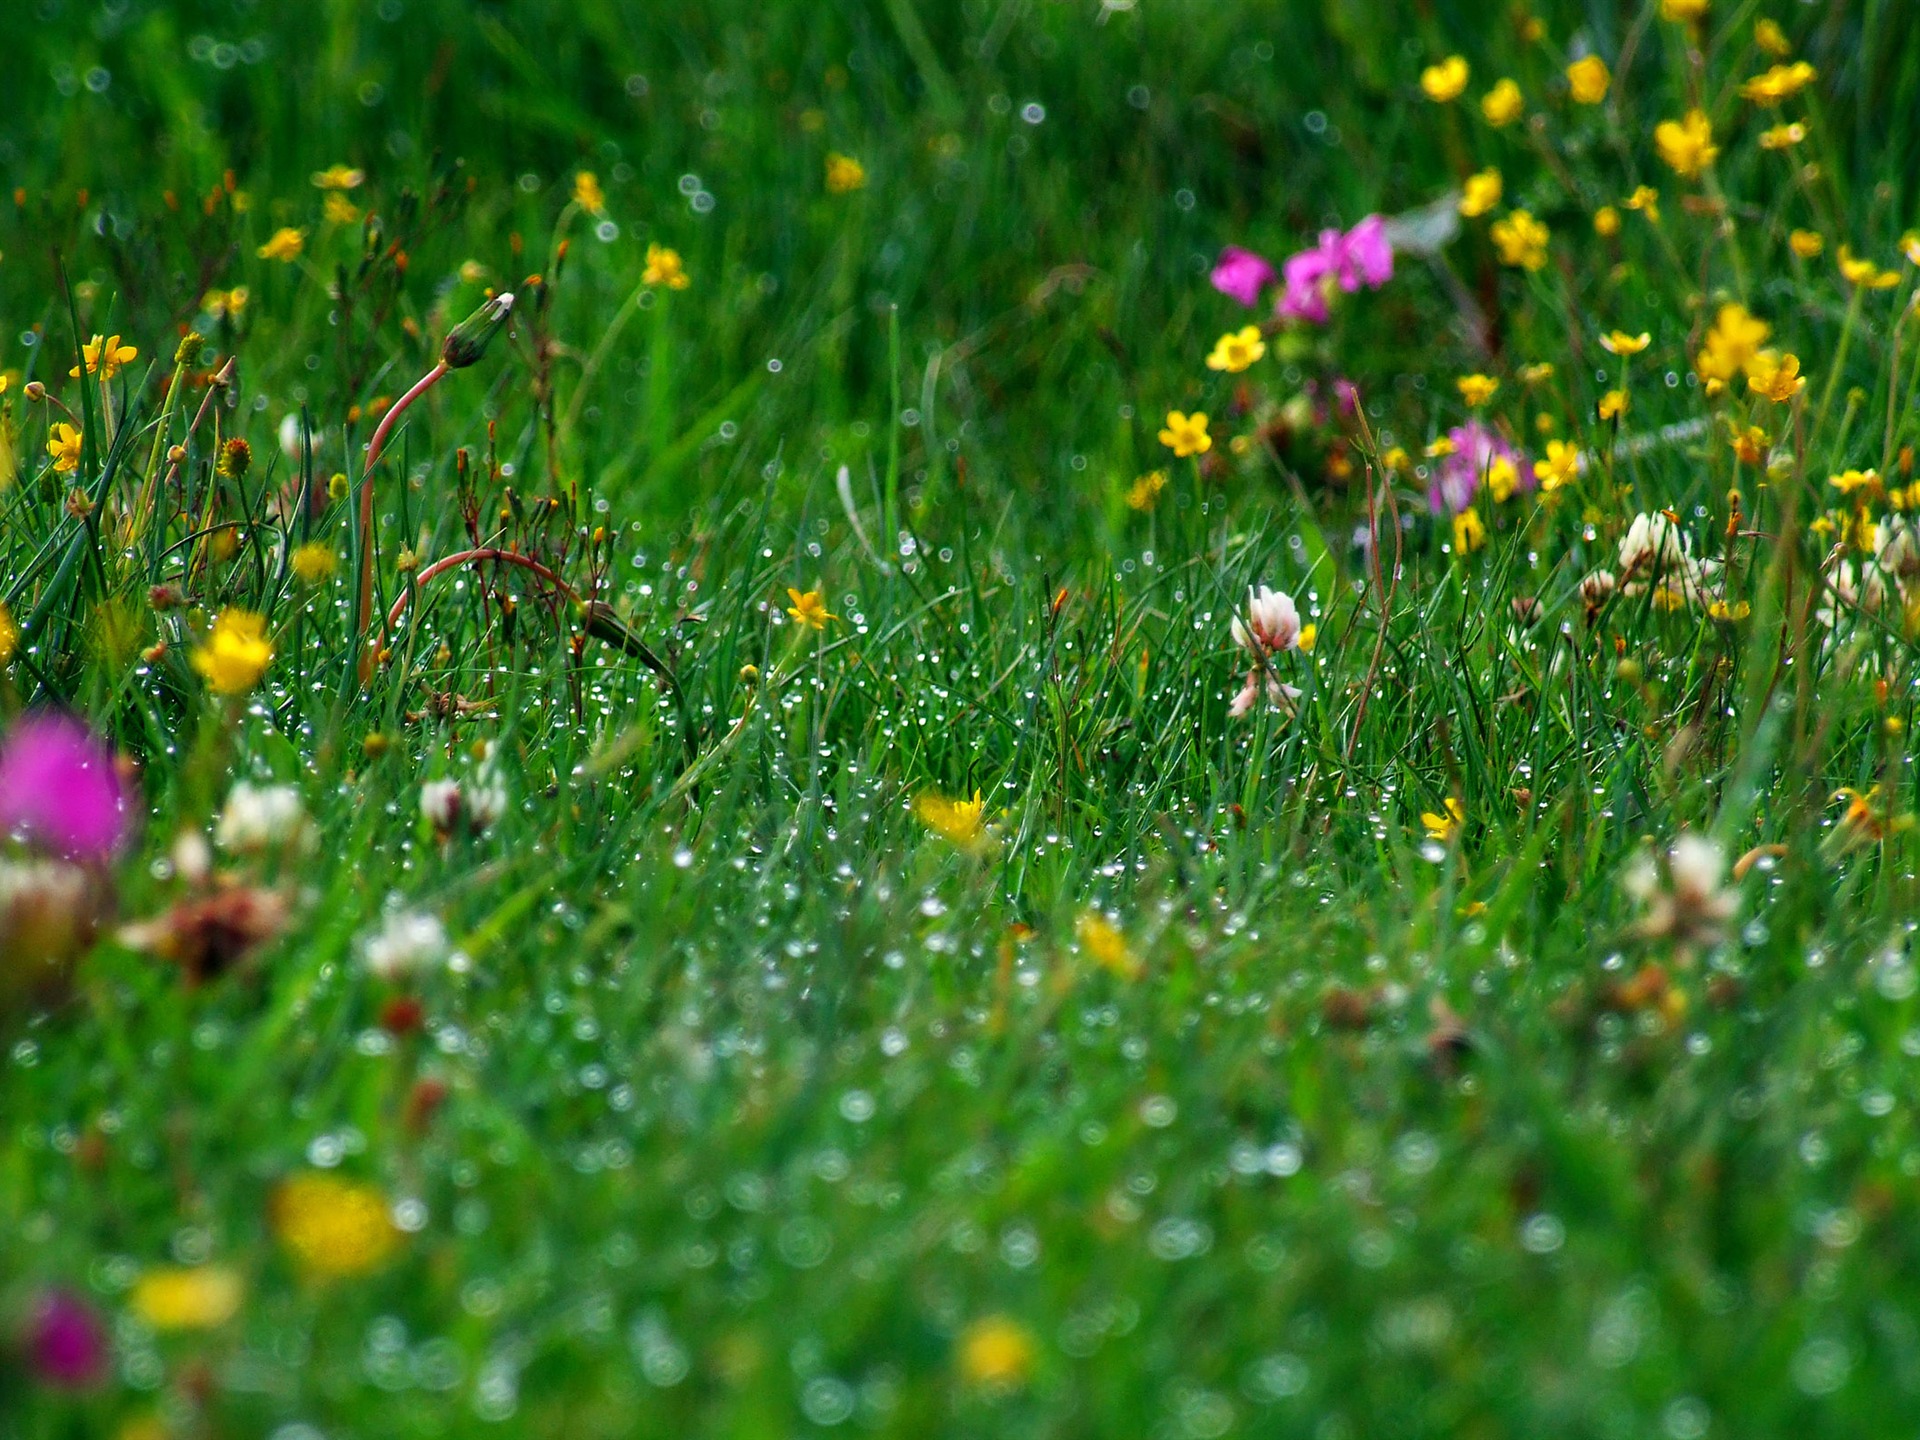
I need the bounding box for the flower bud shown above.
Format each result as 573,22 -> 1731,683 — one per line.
441,292 -> 514,370
174,332 -> 206,367
23,380 -> 46,403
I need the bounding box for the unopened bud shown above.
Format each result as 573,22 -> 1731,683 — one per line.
441,292 -> 514,370
174,331 -> 206,367
23,381 -> 45,403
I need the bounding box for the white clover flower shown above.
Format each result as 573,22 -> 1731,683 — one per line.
361,906 -> 449,982
419,779 -> 464,833
1231,585 -> 1301,657
1626,832 -> 1736,953
1617,512 -> 1692,594
214,782 -> 310,853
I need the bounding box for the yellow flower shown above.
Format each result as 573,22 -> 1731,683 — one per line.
958,1316 -> 1036,1389
1452,508 -> 1487,554
47,421 -> 82,473
257,227 -> 306,262
130,1266 -> 244,1330
1789,229 -> 1824,258
642,244 -> 690,290
1490,209 -> 1550,271
1486,456 -> 1519,503
1829,467 -> 1884,497
1744,350 -> 1806,403
323,193 -> 360,226
573,170 -> 606,215
1654,110 -> 1718,179
1424,436 -> 1458,459
1661,0 -> 1709,19
271,1173 -> 399,1279
191,609 -> 273,694
1533,439 -> 1581,490
1600,330 -> 1651,356
1456,374 -> 1500,407
1623,186 -> 1661,223
311,164 -> 365,191
1593,206 -> 1621,237
1205,325 -> 1266,374
1518,361 -> 1555,386
1760,122 -> 1807,151
1158,410 -> 1211,458
71,333 -> 138,380
1076,911 -> 1141,979
1728,425 -> 1769,465
203,285 -> 250,318
1838,246 -> 1901,290
1566,55 -> 1611,105
915,790 -> 990,851
1297,623 -> 1317,653
1740,61 -> 1817,105
1694,303 -> 1770,392
785,587 -> 836,630
1480,79 -> 1524,127
1422,797 -> 1465,842
0,600 -> 18,663
1125,470 -> 1167,511
824,153 -> 867,194
289,542 -> 338,583
1903,232 -> 1920,267
1755,18 -> 1791,55
1598,389 -> 1630,421
1708,599 -> 1751,622
1458,168 -> 1502,218
1420,56 -> 1470,103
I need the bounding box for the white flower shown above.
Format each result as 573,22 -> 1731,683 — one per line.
1231,585 -> 1301,657
1579,569 -> 1618,605
361,907 -> 449,981
1626,832 -> 1736,952
420,779 -> 464,833
1229,670 -> 1301,718
1874,515 -> 1918,582
214,782 -> 310,852
1617,512 -> 1692,594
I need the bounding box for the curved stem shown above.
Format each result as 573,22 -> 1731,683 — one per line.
376,546 -> 577,660
354,361 -> 449,681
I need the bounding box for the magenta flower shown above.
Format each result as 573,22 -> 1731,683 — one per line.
0,714 -> 132,860
1210,246 -> 1277,307
1428,420 -> 1530,515
1274,216 -> 1394,325
27,1289 -> 108,1389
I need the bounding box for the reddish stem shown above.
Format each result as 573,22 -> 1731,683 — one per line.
355,362 -> 449,680
374,547 -> 578,667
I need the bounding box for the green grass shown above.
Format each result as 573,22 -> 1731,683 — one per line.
4,1 -> 1920,1435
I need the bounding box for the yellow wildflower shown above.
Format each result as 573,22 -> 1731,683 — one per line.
1158,410 -> 1211,458
1708,599 -> 1751,622
1452,508 -> 1487,554
1789,229 -> 1823,257
1655,110 -> 1718,179
0,601 -> 17,663
1740,61 -> 1817,105
1755,18 -> 1791,55
1594,206 -> 1621,237
71,334 -> 137,380
1661,0 -> 1709,19
1728,425 -> 1769,465
1205,325 -> 1266,374
47,421 -> 82,473
958,1316 -> 1036,1390
1623,186 -> 1661,223
1480,79 -> 1524,127
130,1266 -> 245,1330
1761,122 -> 1807,151
572,171 -> 606,215
1458,168 -> 1502,218
1456,374 -> 1500,407
1422,797 -> 1465,843
1600,330 -> 1651,356
311,164 -> 365,190
1518,361 -> 1555,386
1745,351 -> 1806,403
785,588 -> 836,630
824,153 -> 867,194
915,790 -> 990,852
1490,209 -> 1550,271
1829,468 -> 1884,498
1076,911 -> 1142,980
202,285 -> 250,318
1420,56 -> 1470,103
1838,246 -> 1900,290
1598,389 -> 1630,421
191,609 -> 273,694
1694,303 -> 1770,393
1566,55 -> 1610,105
1126,470 -> 1167,511
257,227 -> 306,262
642,243 -> 690,290
323,193 -> 360,226
289,542 -> 337,583
1486,455 -> 1519,503
271,1174 -> 399,1279
1903,232 -> 1920,267
1533,439 -> 1581,490
1424,436 -> 1458,459
1297,623 -> 1317,653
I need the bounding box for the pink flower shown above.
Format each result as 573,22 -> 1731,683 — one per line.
1341,215 -> 1394,289
1229,670 -> 1301,718
1231,585 -> 1302,657
1272,216 -> 1394,325
1277,246 -> 1334,323
1210,246 -> 1276,306
27,1289 -> 108,1389
1427,420 -> 1529,515
0,714 -> 132,860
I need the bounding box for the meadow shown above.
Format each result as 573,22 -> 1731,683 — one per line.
4,0 -> 1920,1435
